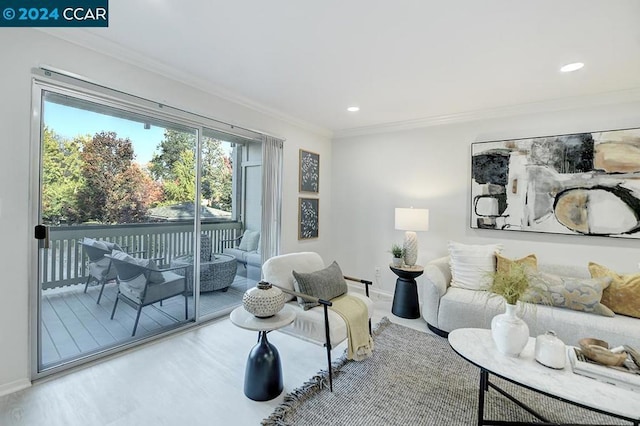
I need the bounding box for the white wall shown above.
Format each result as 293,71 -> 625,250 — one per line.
0,29 -> 333,393
330,101 -> 640,295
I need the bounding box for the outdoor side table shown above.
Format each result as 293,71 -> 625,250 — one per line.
230,304 -> 296,401
389,264 -> 424,319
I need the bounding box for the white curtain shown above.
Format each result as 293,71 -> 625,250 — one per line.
260,135 -> 284,263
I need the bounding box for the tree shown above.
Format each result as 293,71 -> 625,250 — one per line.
105,163 -> 163,223
201,136 -> 233,211
148,129 -> 195,181
162,150 -> 196,204
41,127 -> 83,224
75,131 -> 135,222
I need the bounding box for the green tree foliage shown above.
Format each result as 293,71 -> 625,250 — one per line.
41,127 -> 83,224
149,129 -> 195,181
162,150 -> 196,204
201,136 -> 233,211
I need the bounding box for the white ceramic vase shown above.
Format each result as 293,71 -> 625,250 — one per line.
491,302 -> 529,357
242,281 -> 285,318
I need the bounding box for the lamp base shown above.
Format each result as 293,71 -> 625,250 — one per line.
403,231 -> 418,267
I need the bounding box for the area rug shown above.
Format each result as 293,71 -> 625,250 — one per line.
263,318 -> 626,425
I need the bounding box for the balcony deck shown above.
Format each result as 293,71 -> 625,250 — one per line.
41,274 -> 256,368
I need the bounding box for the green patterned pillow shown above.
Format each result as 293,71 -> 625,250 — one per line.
292,261 -> 347,310
523,271 -> 614,317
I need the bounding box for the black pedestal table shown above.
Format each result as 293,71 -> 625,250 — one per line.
230,304 -> 296,401
389,264 -> 424,319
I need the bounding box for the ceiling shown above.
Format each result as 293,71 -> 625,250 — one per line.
51,0 -> 640,135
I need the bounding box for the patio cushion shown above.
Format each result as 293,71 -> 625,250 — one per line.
238,230 -> 260,251
110,250 -> 163,284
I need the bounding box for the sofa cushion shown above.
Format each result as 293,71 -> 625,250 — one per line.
437,287 -> 636,347
448,241 -> 502,290
279,292 -> 373,346
293,261 -> 348,310
523,271 -> 614,317
588,262 -> 640,319
238,230 -> 260,251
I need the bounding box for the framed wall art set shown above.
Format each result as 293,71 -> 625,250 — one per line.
298,149 -> 319,239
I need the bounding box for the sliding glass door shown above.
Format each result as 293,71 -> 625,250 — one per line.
33,81 -> 263,375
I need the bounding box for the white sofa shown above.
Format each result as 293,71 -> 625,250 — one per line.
420,256 -> 640,349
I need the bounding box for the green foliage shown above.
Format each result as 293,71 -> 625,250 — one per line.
201,136 -> 232,211
488,262 -> 530,305
148,129 -> 195,181
41,127 -> 83,224
162,150 -> 196,204
390,243 -> 404,258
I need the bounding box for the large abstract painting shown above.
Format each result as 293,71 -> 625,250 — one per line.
471,128 -> 640,238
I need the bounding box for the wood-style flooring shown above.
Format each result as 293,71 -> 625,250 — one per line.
1,299 -> 428,425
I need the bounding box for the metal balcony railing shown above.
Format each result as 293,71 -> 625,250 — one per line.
41,221 -> 243,290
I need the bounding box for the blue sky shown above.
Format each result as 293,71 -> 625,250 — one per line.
44,101 -> 165,165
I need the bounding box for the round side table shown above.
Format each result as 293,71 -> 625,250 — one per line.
389,264 -> 424,319
230,304 -> 296,401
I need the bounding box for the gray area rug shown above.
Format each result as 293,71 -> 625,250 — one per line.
263,318 -> 627,425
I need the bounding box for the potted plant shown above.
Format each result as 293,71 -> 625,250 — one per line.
487,262 -> 531,357
390,243 -> 404,267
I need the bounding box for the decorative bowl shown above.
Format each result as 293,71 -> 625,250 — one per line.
242,281 -> 285,318
578,338 -> 627,367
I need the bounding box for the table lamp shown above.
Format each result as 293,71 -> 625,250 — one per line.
395,208 -> 429,267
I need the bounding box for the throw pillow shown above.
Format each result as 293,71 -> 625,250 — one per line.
449,241 -> 503,290
588,262 -> 640,318
523,271 -> 614,317
238,230 -> 260,252
496,253 -> 538,275
292,261 -> 347,310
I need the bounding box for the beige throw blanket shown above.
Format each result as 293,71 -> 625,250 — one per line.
330,294 -> 374,361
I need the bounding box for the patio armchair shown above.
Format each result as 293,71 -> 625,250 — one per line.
222,229 -> 261,280
80,237 -> 126,304
107,251 -> 188,336
262,252 -> 373,391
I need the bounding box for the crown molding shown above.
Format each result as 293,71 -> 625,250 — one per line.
36,29 -> 333,140
333,87 -> 640,139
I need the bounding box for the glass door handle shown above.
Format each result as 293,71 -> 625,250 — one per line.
34,224 -> 50,249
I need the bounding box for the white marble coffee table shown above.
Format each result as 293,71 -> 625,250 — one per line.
449,328 -> 640,426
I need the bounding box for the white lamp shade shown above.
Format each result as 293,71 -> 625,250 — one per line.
395,208 -> 429,232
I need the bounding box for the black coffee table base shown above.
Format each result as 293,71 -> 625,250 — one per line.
244,331 -> 283,401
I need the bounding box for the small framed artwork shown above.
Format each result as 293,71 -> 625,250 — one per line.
299,149 -> 320,193
298,197 -> 319,239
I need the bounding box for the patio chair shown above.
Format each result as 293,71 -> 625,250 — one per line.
107,251 -> 188,336
80,237 -> 126,304
262,252 -> 373,391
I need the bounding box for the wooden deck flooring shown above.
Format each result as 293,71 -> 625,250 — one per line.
40,275 -> 256,368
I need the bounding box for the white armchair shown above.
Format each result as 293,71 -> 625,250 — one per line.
262,252 -> 373,391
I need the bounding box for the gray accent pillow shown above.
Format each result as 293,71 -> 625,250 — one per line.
292,261 -> 347,310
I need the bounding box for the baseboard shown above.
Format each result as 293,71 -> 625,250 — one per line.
346,283 -> 393,302
0,378 -> 31,397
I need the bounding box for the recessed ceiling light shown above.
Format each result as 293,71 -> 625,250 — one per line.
347,106 -> 360,112
560,62 -> 584,73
